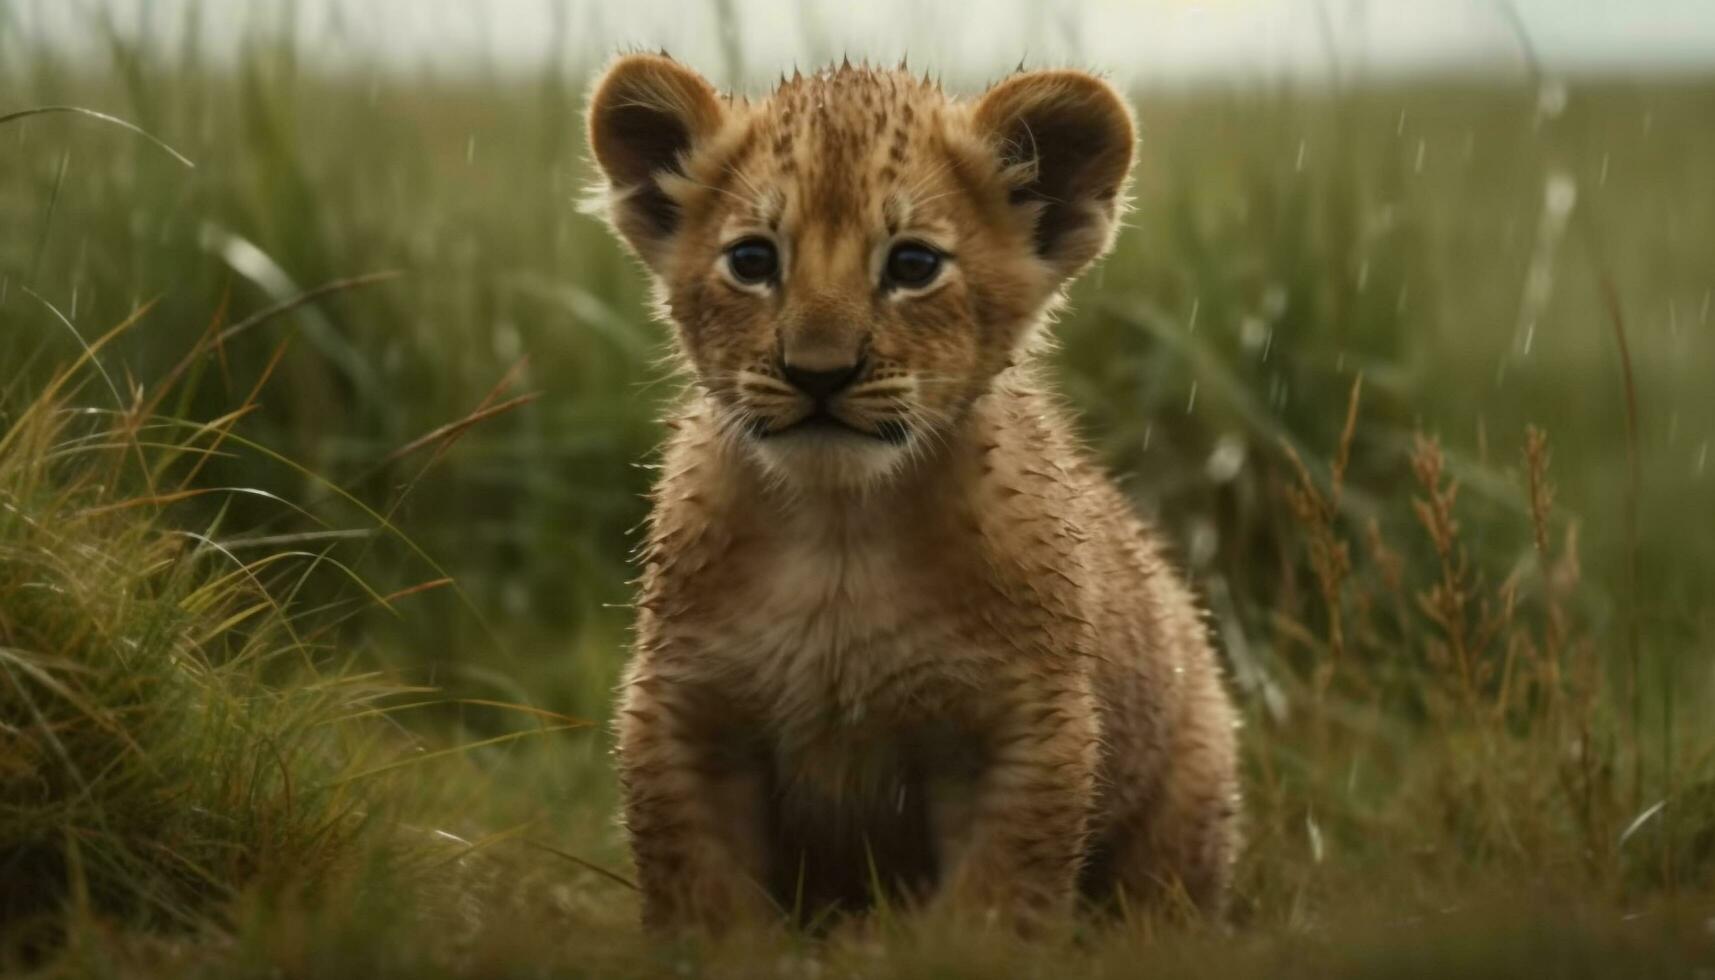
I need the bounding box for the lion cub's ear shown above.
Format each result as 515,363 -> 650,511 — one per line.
586,54 -> 726,265
973,70 -> 1135,282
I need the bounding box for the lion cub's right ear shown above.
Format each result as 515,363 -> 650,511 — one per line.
586,54 -> 726,266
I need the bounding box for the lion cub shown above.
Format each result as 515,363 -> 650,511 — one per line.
585,55 -> 1239,933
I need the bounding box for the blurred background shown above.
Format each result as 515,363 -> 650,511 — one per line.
2,1 -> 1713,974
19,0 -> 1715,82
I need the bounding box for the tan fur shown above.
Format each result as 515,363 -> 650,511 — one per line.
585,55 -> 1240,934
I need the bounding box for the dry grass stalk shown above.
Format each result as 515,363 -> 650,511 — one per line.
1280,376 -> 1363,704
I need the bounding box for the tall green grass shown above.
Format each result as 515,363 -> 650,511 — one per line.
2,27 -> 1713,979
0,320 -> 405,963
0,298 -> 612,974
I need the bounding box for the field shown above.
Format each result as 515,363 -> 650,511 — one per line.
3,28 -> 1715,979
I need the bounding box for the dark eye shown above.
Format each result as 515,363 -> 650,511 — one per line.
884,242 -> 942,289
725,238 -> 778,285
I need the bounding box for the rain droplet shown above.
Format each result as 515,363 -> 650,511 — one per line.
1414,138 -> 1426,174
1240,316 -> 1269,353
1187,296 -> 1200,333
1536,79 -> 1568,122
1186,381 -> 1198,414
1294,138 -> 1306,173
1206,435 -> 1247,483
1514,171 -> 1577,356
1545,172 -> 1578,218
1598,152 -> 1610,187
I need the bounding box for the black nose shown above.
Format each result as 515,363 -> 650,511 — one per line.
781,359 -> 863,401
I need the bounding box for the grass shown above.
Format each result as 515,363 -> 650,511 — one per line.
2,26 -> 1713,979
0,327 -> 401,961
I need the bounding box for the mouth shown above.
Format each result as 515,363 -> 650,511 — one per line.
753,410 -> 910,445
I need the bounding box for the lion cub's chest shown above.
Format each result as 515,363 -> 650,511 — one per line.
697,526 -> 969,736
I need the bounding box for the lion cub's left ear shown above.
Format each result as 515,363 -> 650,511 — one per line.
973,70 -> 1135,282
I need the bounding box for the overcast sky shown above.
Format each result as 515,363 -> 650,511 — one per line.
9,0 -> 1715,86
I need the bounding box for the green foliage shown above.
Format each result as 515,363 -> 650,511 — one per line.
1,34 -> 1712,978
0,353 -> 410,962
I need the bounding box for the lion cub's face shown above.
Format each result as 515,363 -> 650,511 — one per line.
587,57 -> 1133,488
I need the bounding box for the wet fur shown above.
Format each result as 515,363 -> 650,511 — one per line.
585,55 -> 1240,933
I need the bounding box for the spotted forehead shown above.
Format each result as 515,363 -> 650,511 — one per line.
722,66 -> 958,235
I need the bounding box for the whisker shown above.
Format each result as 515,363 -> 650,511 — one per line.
679,174 -> 764,213
900,159 -> 955,203
901,187 -> 960,212
727,169 -> 776,220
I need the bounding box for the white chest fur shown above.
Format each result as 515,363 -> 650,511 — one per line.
718,530 -> 924,725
